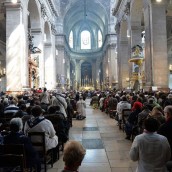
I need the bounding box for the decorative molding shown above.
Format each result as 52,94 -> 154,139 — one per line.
41,4 -> 47,20
4,1 -> 23,9
50,23 -> 57,35
47,0 -> 58,17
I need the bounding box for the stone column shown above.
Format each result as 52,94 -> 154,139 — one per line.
147,1 -> 168,88
144,5 -> 152,88
91,60 -> 97,89
95,59 -> 101,89
108,44 -> 118,89
117,20 -> 130,89
131,25 -> 142,47
75,60 -> 81,90
5,2 -> 27,92
51,34 -> 57,89
44,43 -> 55,90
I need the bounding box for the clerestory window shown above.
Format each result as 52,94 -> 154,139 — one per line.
81,30 -> 91,49
98,30 -> 102,48
69,31 -> 73,48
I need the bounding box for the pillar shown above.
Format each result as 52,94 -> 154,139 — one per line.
75,60 -> 81,90
44,43 -> 55,89
5,2 -> 27,92
151,1 -> 168,88
117,20 -> 130,89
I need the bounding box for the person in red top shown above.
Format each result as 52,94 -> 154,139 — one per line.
132,97 -> 143,111
36,88 -> 42,93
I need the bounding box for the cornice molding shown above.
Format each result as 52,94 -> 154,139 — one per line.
4,1 -> 23,10
113,0 -> 130,23
47,0 -> 58,17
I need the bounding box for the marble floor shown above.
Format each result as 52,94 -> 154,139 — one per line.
48,99 -> 137,172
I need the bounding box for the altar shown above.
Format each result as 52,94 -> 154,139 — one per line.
79,86 -> 94,91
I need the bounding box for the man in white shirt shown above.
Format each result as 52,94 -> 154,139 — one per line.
130,118 -> 171,172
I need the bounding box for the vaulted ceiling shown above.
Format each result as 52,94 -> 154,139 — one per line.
60,0 -> 110,38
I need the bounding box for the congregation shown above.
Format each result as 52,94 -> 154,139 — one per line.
0,88 -> 172,171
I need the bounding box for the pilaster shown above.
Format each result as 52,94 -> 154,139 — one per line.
150,2 -> 168,88
5,2 -> 27,91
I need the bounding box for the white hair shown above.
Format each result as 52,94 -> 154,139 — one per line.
10,118 -> 23,131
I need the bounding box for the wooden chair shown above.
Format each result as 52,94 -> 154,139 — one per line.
121,109 -> 132,132
0,144 -> 26,172
28,132 -> 54,172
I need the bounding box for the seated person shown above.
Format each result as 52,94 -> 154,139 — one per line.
148,106 -> 165,125
14,104 -> 28,117
125,102 -> 142,140
24,105 -> 58,160
62,141 -> 86,172
45,106 -> 69,144
3,118 -> 41,172
4,100 -> 19,114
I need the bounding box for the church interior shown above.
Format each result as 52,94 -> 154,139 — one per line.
0,1 -> 172,172
0,0 -> 171,93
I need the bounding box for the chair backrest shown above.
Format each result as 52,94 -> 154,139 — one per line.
0,144 -> 25,171
28,132 -> 46,154
28,132 -> 53,171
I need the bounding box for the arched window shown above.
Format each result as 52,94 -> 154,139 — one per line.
69,31 -> 73,48
98,30 -> 102,48
81,30 -> 91,49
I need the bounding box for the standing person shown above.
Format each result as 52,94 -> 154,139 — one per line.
62,141 -> 86,172
76,96 -> 86,120
51,93 -> 68,118
130,118 -> 171,172
40,88 -> 50,105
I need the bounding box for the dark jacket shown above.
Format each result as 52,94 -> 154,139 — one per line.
128,109 -> 142,125
4,131 -> 41,171
158,118 -> 172,160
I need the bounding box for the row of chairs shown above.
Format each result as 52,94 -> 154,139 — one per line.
0,132 -> 58,172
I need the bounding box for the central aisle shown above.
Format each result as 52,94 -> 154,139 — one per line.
49,99 -> 137,172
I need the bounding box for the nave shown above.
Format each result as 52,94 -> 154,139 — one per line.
49,99 -> 137,172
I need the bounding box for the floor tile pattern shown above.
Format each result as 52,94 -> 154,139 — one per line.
82,139 -> 104,149
48,99 -> 137,172
83,127 -> 99,131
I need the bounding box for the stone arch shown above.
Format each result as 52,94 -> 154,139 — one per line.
81,61 -> 92,87
27,0 -> 41,29
44,22 -> 51,43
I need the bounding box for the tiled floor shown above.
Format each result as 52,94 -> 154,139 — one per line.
48,99 -> 137,172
